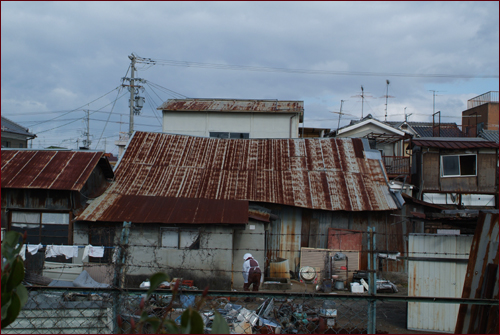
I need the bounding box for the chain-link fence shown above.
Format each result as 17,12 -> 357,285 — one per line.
4,286 -> 497,334
4,286 -> 374,334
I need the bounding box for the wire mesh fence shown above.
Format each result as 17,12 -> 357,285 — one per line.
4,287 -> 374,334
3,286 -> 498,334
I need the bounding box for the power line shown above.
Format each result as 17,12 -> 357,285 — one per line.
35,92 -> 129,134
137,57 -> 499,79
29,86 -> 122,127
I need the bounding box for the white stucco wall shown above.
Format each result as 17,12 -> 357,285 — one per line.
162,111 -> 300,138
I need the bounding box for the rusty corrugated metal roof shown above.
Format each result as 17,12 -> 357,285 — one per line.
411,137 -> 498,149
77,191 -> 248,224
1,150 -> 114,191
106,132 -> 396,212
158,99 -> 304,113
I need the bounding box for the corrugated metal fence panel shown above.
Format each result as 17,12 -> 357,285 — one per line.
455,211 -> 499,334
407,234 -> 473,333
268,206 -> 302,273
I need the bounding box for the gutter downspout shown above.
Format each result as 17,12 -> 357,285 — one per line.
289,115 -> 295,138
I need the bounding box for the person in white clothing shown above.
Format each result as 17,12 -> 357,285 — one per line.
242,253 -> 261,292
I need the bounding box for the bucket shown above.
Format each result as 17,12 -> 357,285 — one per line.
270,258 -> 290,279
334,280 -> 344,290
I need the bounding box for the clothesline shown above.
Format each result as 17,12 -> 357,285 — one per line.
28,244 -> 116,249
19,244 -> 117,261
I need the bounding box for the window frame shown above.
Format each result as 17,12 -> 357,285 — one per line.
10,210 -> 71,263
160,227 -> 201,250
440,154 -> 477,177
209,132 -> 249,139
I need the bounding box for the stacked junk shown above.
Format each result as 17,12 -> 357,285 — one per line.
204,298 -> 337,334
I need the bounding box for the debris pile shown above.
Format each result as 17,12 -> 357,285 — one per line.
209,298 -> 339,334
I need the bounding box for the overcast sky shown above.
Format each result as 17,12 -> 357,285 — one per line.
2,1 -> 498,153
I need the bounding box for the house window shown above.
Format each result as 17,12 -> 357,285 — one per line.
161,228 -> 200,249
441,154 -> 477,177
210,132 -> 249,139
10,211 -> 70,262
88,225 -> 115,263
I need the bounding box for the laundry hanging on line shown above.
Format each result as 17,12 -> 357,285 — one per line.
46,245 -> 79,259
82,245 -> 105,262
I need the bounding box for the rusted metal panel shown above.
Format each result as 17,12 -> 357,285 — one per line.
327,228 -> 363,251
1,150 -> 113,191
95,132 -> 397,216
78,193 -> 248,224
158,98 -> 304,114
455,211 -> 499,334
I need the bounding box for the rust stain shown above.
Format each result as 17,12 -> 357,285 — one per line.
78,132 -> 397,222
1,150 -> 113,191
159,99 -> 304,114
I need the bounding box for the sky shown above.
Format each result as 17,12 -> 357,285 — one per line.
1,1 -> 498,154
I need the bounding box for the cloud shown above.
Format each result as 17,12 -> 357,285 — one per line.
1,1 -> 498,152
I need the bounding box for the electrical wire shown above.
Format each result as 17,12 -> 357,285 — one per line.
35,92 -> 129,134
144,80 -> 188,99
136,58 -> 499,79
29,86 -> 122,127
94,85 -> 124,150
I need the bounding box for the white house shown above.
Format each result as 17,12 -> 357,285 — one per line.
158,98 -> 304,139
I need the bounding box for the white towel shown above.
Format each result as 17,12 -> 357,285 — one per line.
82,245 -> 105,261
27,243 -> 43,255
19,244 -> 26,260
89,246 -> 104,258
46,245 -> 79,259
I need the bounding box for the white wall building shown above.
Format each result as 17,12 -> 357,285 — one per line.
158,98 -> 304,139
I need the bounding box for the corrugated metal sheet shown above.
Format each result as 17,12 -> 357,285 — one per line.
412,137 -> 498,149
455,211 -> 499,334
1,150 -> 113,191
478,129 -> 499,144
78,192 -> 248,224
110,132 -> 397,212
407,234 -> 473,332
158,98 -> 304,113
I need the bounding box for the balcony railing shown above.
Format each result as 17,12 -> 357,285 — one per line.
382,156 -> 410,176
467,91 -> 499,109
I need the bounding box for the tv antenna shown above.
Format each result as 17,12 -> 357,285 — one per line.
331,100 -> 356,137
380,80 -> 395,121
429,90 -> 445,115
351,85 -> 374,119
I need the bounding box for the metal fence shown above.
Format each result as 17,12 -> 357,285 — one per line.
3,286 -> 498,334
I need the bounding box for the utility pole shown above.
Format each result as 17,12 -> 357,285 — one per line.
129,54 -> 136,137
123,53 -> 145,137
82,109 -> 91,149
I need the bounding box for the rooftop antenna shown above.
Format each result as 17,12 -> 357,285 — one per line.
429,90 -> 445,115
331,100 -> 356,137
351,85 -> 374,119
404,107 -> 413,122
381,79 -> 395,122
